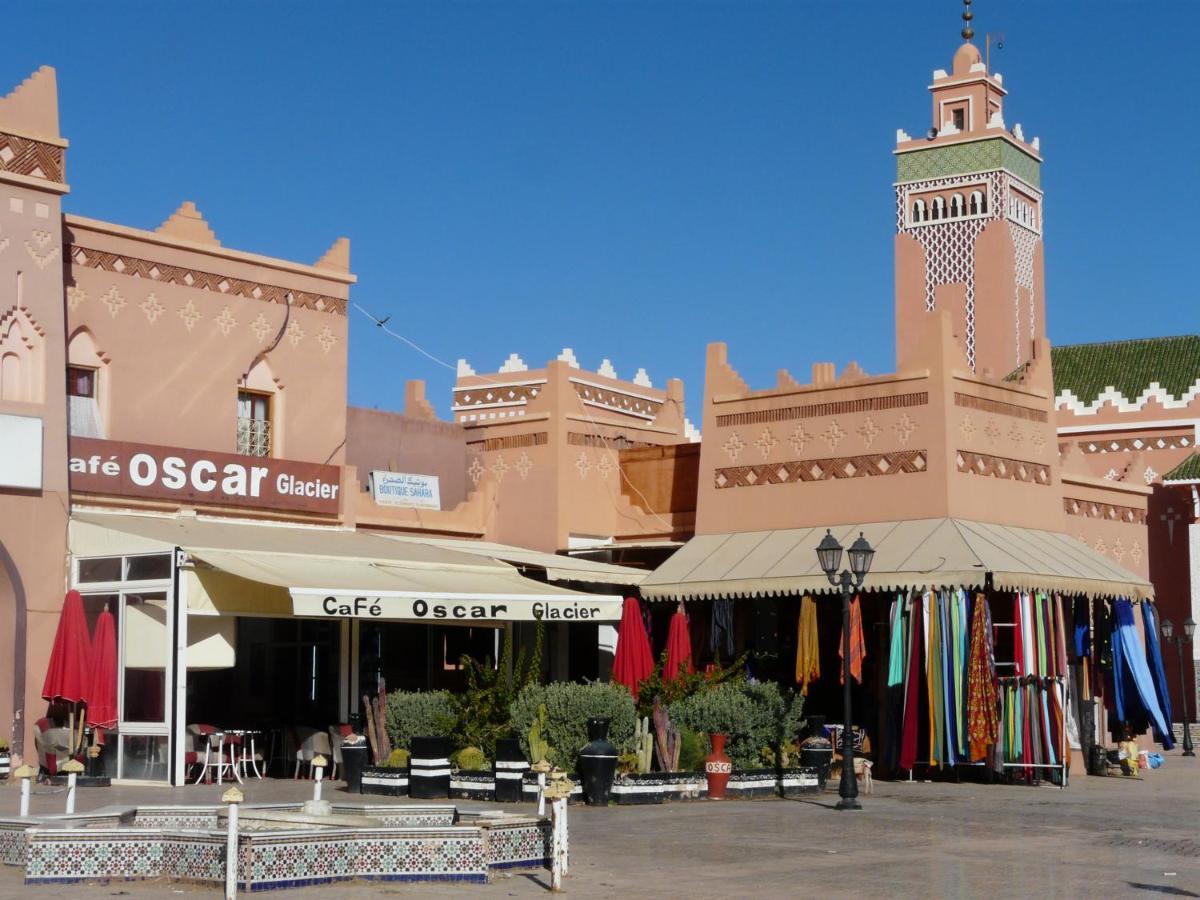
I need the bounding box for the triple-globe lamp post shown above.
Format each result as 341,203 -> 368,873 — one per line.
816,529 -> 875,810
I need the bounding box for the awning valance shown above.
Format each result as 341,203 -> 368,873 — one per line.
70,512 -> 623,622
640,518 -> 1153,602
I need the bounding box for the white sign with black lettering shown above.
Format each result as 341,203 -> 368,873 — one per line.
369,470 -> 440,510
291,589 -> 622,623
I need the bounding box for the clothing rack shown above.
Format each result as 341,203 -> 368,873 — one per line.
997,674 -> 1068,789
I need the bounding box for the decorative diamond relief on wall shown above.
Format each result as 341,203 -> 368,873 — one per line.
1131,541 -> 1143,565
893,413 -> 916,445
101,286 -> 126,318
983,419 -> 1001,444
24,229 -> 60,269
178,299 -> 201,331
597,453 -> 614,480
140,293 -> 163,323
789,424 -> 812,454
1143,466 -> 1158,485
317,325 -> 337,353
722,432 -> 746,462
754,428 -> 778,459
515,452 -> 533,480
490,455 -> 509,482
286,320 -> 305,347
66,286 -> 86,311
215,306 -> 237,336
468,457 -> 484,486
821,420 -> 846,451
250,313 -> 271,342
857,417 -> 881,448
575,452 -> 591,479
714,449 -> 927,489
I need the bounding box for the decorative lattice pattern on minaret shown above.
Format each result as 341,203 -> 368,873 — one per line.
1007,220 -> 1038,369
895,171 -> 1004,370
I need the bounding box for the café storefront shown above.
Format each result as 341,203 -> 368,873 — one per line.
65,440 -> 627,785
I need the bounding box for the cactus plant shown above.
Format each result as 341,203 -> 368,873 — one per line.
633,716 -> 653,773
528,703 -> 552,764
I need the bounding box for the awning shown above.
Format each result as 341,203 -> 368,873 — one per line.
640,518 -> 1153,601
70,512 -> 623,622
372,534 -> 648,586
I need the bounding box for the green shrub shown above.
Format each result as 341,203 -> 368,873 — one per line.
510,681 -> 636,772
383,748 -> 410,769
677,727 -> 707,772
449,624 -> 543,760
633,650 -> 747,719
0,737 -> 9,752
669,681 -> 803,770
454,746 -> 489,771
384,690 -> 456,750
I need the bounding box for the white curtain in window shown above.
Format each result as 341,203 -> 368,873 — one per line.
69,394 -> 104,438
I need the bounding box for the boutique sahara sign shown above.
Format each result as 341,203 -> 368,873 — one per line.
291,589 -> 623,623
69,437 -> 341,515
369,470 -> 440,510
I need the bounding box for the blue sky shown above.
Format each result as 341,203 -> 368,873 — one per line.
6,2 -> 1195,422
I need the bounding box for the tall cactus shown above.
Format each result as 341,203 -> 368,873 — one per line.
528,703 -> 552,764
634,716 -> 653,774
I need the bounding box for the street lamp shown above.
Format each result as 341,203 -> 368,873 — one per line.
816,529 -> 875,810
1160,617 -> 1196,757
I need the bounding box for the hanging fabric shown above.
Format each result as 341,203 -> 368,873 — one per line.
1140,601 -> 1174,732
839,594 -> 866,684
887,594 -> 907,687
1112,599 -> 1174,750
967,592 -> 999,761
899,591 -> 923,771
794,594 -> 820,695
710,598 -> 735,660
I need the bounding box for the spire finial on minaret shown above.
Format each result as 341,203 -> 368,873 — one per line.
961,0 -> 975,41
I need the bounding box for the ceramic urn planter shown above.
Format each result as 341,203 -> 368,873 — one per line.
577,717 -> 618,806
704,733 -> 732,799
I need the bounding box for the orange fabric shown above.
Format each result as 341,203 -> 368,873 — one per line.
795,595 -> 820,695
839,595 -> 866,684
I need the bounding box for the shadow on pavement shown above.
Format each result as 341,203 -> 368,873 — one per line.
1126,883 -> 1200,897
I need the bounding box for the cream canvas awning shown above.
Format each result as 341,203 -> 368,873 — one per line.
640,518 -> 1153,601
70,512 -> 623,622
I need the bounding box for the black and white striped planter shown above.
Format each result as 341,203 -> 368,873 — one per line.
611,773 -> 707,805
0,751 -> 10,780
493,739 -> 528,803
359,766 -> 409,796
409,737 -> 451,799
449,771 -> 496,801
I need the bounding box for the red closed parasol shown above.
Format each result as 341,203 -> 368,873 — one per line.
664,605 -> 694,682
86,606 -> 119,731
612,597 -> 654,699
42,590 -> 93,705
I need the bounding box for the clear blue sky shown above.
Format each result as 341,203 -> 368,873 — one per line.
7,2 -> 1195,422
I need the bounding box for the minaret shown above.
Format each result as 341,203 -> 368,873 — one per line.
894,1 -> 1045,377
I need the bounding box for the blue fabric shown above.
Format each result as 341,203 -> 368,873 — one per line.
1141,602 -> 1173,729
1113,600 -> 1175,750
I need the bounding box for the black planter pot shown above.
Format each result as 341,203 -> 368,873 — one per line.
577,717 -> 618,807
493,737 -> 528,802
409,737 -> 450,799
341,743 -> 369,793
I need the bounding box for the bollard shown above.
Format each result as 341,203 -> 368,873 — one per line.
543,776 -> 574,892
311,754 -> 327,803
530,758 -> 551,816
14,764 -> 36,818
223,786 -> 243,900
62,759 -> 85,815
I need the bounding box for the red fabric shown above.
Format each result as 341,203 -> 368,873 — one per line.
838,595 -> 866,684
664,609 -> 694,682
899,593 -> 923,770
42,590 -> 93,704
86,607 -> 118,728
612,597 -> 654,699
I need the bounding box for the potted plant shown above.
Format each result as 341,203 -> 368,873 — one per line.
360,747 -> 410,796
450,746 -> 494,801
0,737 -> 10,780
385,690 -> 456,799
611,710 -> 708,805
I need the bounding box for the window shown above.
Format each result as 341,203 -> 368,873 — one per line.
67,366 -> 95,398
952,108 -> 966,131
911,199 -> 926,223
932,197 -> 945,220
950,194 -> 965,217
969,191 -> 984,216
237,390 -> 271,457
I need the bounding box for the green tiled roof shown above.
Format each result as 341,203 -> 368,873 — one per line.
1164,453 -> 1200,484
1051,335 -> 1200,404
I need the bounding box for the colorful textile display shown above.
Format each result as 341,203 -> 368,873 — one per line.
887,594 -> 907,687
1140,601 -> 1173,732
898,592 -> 923,771
794,595 -> 820,695
967,593 -> 998,762
839,594 -> 866,684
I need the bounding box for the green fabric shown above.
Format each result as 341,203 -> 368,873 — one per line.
887,595 -> 907,687
1051,335 -> 1200,405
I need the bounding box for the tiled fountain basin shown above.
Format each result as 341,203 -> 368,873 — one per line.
1,802 -> 550,890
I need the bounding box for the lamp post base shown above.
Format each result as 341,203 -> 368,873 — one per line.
835,796 -> 862,811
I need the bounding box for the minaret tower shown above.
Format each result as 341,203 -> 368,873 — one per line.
894,1 -> 1045,377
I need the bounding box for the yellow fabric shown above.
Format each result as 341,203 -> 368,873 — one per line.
795,595 -> 820,695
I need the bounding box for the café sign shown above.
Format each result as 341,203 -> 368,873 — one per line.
369,470 -> 440,510
69,437 -> 341,515
291,589 -> 623,623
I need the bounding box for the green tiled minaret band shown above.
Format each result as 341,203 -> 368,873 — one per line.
897,138 -> 1040,188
